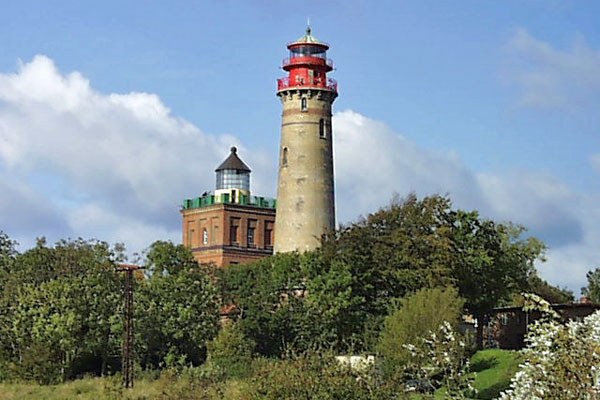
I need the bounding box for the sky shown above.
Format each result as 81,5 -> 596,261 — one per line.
1,1 -> 599,293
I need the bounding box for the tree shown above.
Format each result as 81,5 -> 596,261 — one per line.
219,194 -> 544,354
136,241 -> 218,369
206,321 -> 255,378
2,238 -> 123,382
377,286 -> 465,376
513,274 -> 574,305
217,252 -> 315,356
321,194 -> 544,348
445,213 -> 544,347
581,267 -> 600,303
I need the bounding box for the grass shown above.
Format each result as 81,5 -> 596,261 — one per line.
0,375 -> 251,400
0,350 -> 522,400
0,376 -> 158,400
469,349 -> 521,399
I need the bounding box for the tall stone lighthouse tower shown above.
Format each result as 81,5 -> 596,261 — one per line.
274,27 -> 338,253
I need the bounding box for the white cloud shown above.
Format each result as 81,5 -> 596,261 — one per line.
506,28 -> 600,109
333,110 -> 598,293
0,55 -> 247,252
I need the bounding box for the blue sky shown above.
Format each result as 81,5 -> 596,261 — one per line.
1,1 -> 599,292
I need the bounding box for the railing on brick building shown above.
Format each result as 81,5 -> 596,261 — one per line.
182,194 -> 276,210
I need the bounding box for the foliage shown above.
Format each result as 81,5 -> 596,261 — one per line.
0,237 -> 123,383
217,252 -> 326,356
0,235 -> 218,383
247,352 -> 406,400
582,267 -> 600,303
500,295 -> 600,399
511,274 -> 574,305
377,286 -> 465,375
206,322 -> 255,378
136,241 -> 218,369
218,194 -> 544,355
321,194 -> 544,347
401,322 -> 475,399
144,240 -> 201,277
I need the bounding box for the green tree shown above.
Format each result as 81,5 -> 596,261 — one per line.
206,321 -> 255,378
321,194 -> 544,348
219,194 -> 544,355
145,240 -> 199,276
581,267 -> 600,303
3,238 -> 123,382
513,274 -> 574,305
377,286 -> 465,376
217,252 -> 313,356
445,213 -> 544,346
136,241 -> 218,369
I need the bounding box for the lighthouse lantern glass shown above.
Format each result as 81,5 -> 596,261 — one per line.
290,45 -> 326,59
216,169 -> 250,191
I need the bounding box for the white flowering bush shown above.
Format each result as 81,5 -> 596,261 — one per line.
402,321 -> 476,399
500,294 -> 600,400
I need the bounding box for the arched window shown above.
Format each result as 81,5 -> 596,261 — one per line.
301,97 -> 307,111
319,119 -> 325,138
282,147 -> 288,167
202,229 -> 208,245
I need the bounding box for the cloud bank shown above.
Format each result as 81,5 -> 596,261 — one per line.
506,28 -> 600,110
0,55 -> 597,292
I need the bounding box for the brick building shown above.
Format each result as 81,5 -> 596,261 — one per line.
181,147 -> 276,267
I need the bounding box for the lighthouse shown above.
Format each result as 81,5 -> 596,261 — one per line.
274,26 -> 338,253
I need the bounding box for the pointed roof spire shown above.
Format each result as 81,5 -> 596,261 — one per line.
288,22 -> 328,48
215,146 -> 251,172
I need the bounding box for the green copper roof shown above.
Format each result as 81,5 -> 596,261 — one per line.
289,26 -> 328,47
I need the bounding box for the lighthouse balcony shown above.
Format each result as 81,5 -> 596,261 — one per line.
282,56 -> 333,70
277,76 -> 338,92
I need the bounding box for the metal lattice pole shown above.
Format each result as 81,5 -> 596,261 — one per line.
118,264 -> 144,389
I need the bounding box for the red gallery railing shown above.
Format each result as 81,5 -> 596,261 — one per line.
277,77 -> 338,92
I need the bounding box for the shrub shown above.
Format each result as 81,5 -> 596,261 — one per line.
247,351 -> 405,400
500,295 -> 600,399
377,286 -> 465,376
206,322 -> 255,379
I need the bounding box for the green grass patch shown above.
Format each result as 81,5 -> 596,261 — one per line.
469,349 -> 521,399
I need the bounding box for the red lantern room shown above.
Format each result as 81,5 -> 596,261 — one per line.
277,26 -> 338,93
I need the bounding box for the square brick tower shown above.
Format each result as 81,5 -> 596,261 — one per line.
181,147 -> 276,266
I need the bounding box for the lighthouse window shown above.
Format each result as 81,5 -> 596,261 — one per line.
301,97 -> 308,111
282,147 -> 288,167
319,119 -> 326,138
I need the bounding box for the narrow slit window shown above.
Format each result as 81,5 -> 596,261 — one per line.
282,147 -> 288,167
319,119 -> 325,138
301,97 -> 307,111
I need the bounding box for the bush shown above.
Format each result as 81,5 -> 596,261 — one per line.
247,351 -> 405,400
500,295 -> 600,399
377,286 -> 465,376
206,322 -> 255,379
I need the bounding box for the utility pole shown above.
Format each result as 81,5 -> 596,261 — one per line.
117,264 -> 144,389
